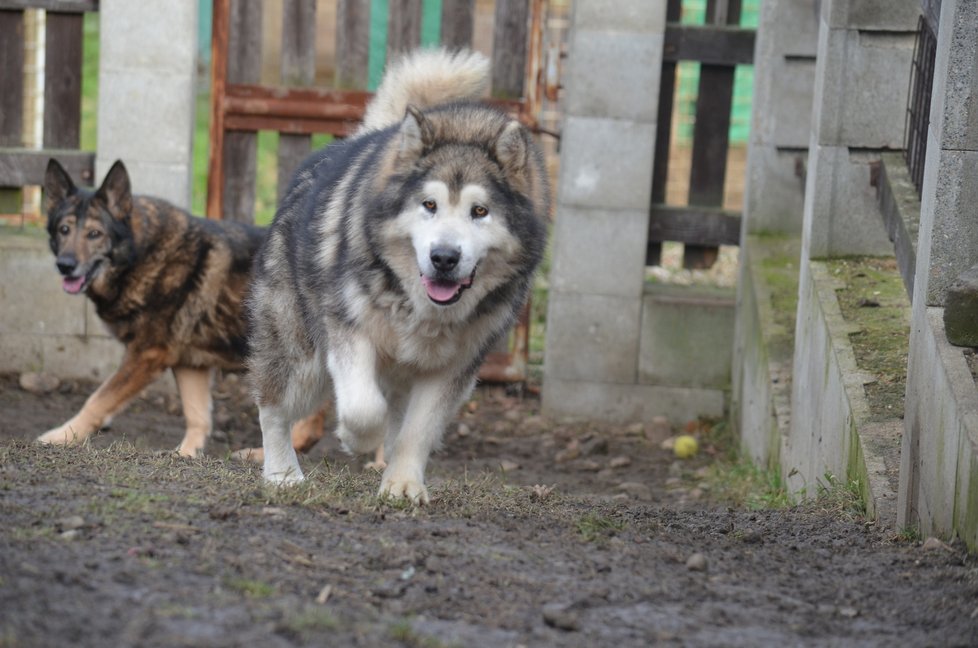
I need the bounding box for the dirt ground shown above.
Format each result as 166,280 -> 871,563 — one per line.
1,371 -> 977,647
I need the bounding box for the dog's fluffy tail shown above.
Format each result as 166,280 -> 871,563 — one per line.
358,48 -> 490,134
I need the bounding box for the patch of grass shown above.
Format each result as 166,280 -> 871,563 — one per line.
389,619 -> 456,648
699,419 -> 793,510
9,525 -> 57,543
825,257 -> 910,421
279,606 -> 339,636
896,525 -> 922,543
0,628 -> 18,648
225,577 -> 276,599
705,460 -> 793,511
811,472 -> 866,520
576,512 -> 626,543
86,488 -> 172,521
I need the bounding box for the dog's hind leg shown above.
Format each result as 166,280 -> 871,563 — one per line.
37,348 -> 169,446
173,366 -> 213,457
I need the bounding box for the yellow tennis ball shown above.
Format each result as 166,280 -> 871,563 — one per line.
674,435 -> 699,459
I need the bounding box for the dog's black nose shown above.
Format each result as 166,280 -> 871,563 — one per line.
56,255 -> 77,276
430,246 -> 460,273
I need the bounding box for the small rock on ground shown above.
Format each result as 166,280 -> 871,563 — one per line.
19,372 -> 60,395
685,552 -> 708,571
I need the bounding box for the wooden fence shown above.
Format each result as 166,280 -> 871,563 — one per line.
0,0 -> 97,219
650,0 -> 755,269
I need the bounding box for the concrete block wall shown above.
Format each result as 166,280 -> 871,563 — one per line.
800,0 -> 917,260
899,0 -> 978,547
543,0 -> 729,424
96,0 -> 198,209
0,233 -> 121,381
742,0 -> 818,234
783,0 -> 917,496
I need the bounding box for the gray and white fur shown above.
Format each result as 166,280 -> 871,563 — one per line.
247,48 -> 550,503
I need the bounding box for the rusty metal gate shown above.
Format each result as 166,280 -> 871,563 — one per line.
205,0 -> 559,383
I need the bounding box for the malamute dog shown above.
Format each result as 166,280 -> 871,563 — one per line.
249,48 -> 550,502
37,160 -> 328,457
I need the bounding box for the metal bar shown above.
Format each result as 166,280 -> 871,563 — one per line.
206,0 -> 229,219
224,114 -> 359,137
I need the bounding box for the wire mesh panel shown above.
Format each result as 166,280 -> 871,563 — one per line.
904,15 -> 937,198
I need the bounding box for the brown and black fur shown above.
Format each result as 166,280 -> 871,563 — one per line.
37,159 -> 326,456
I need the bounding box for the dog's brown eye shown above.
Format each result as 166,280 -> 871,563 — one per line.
58,225 -> 70,236
471,205 -> 488,218
86,230 -> 102,240
422,199 -> 437,213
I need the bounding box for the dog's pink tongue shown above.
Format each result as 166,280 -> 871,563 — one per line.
422,276 -> 460,302
62,276 -> 85,294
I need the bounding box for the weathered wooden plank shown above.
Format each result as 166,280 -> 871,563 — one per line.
0,10 -> 25,211
0,1 -> 97,12
388,0 -> 422,60
647,205 -> 741,247
335,0 -> 370,89
440,0 -> 474,49
0,10 -> 24,147
647,0 -> 682,267
683,0 -> 740,269
278,0 -> 316,201
43,11 -> 83,148
491,0 -> 528,99
0,148 -> 95,187
222,0 -> 262,223
662,24 -> 755,65
206,0 -> 230,219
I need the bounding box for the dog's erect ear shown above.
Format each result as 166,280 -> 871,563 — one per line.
398,105 -> 435,159
44,159 -> 76,213
96,160 -> 133,221
493,120 -> 529,177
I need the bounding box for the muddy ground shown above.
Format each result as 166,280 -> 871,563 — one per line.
1,372 -> 977,647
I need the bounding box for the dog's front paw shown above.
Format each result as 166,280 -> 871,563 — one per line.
379,475 -> 430,505
263,465 -> 305,486
37,421 -> 92,446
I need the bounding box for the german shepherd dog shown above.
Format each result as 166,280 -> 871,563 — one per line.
249,49 -> 550,502
37,160 -> 330,457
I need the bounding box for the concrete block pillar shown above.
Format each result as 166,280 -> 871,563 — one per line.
742,0 -> 819,235
96,0 -> 198,209
799,0 -> 918,260
899,0 -> 978,533
542,1 -> 672,421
